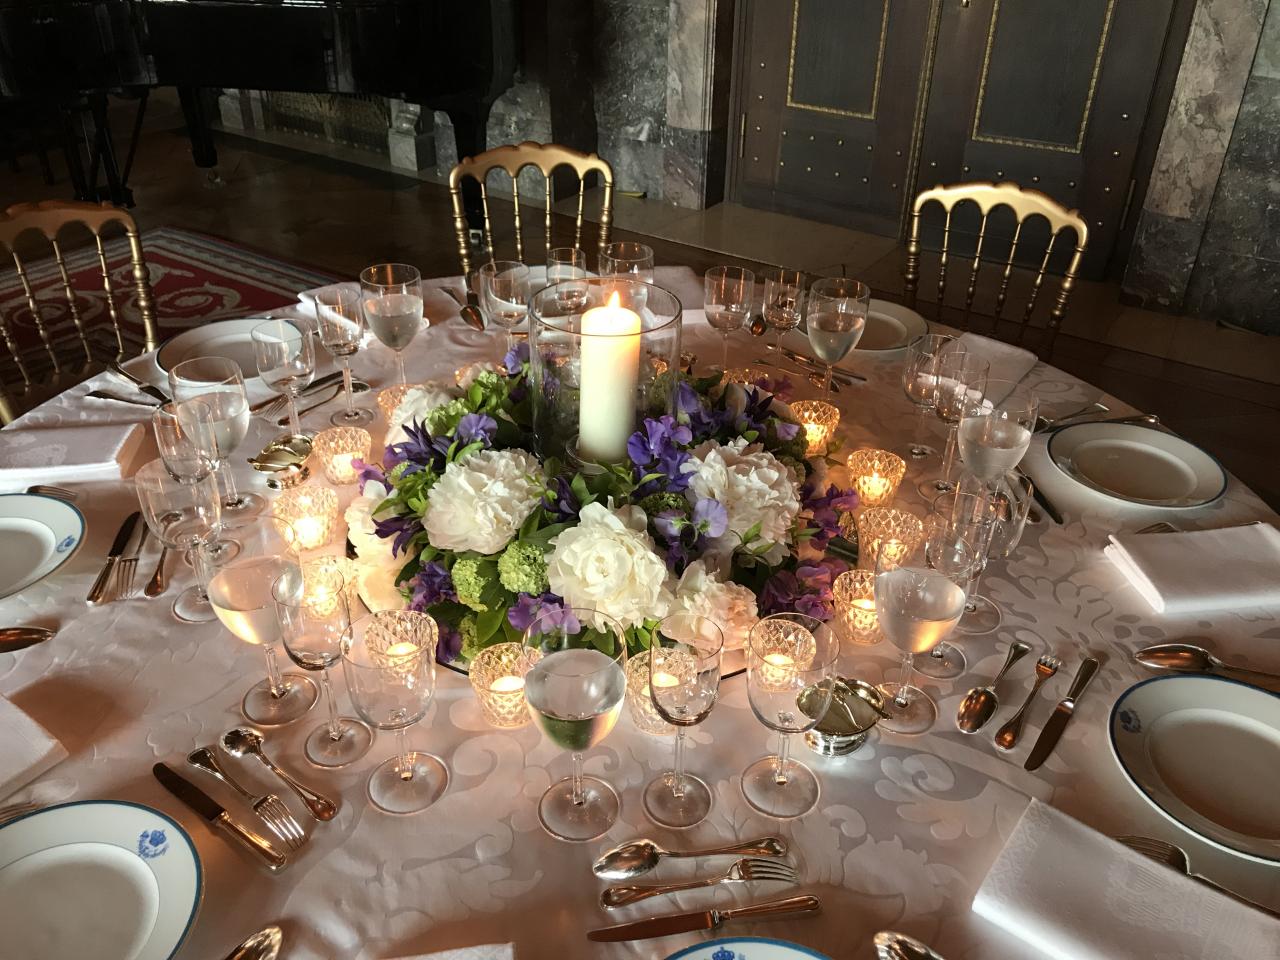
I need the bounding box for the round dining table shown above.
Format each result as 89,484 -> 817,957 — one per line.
2,265 -> 1277,960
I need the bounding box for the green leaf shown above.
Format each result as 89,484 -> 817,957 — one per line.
739,520 -> 763,545
475,600 -> 507,645
523,521 -> 570,547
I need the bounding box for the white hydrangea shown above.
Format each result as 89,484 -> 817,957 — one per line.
673,560 -> 758,651
546,501 -> 674,630
386,382 -> 456,446
356,556 -> 407,613
344,479 -> 395,566
424,448 -> 543,555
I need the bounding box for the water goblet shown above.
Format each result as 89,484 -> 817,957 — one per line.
169,356 -> 263,516
314,286 -> 374,426
704,265 -> 756,371
742,613 -> 839,819
918,349 -> 988,499
343,610 -> 448,815
643,614 -> 724,829
135,459 -> 221,623
806,277 -> 869,398
599,241 -> 654,282
479,260 -> 531,355
277,557 -> 374,768
522,607 -> 628,842
251,319 -> 316,437
762,267 -> 805,353
957,381 -> 1038,482
901,334 -> 957,460
361,263 -> 424,385
151,398 -> 218,484
953,470 -> 1034,635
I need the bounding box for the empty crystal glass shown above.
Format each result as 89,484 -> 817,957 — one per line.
919,349 -> 988,499
135,458 -> 221,623
547,246 -> 590,311
599,241 -> 654,282
762,267 -> 806,353
704,265 -> 756,371
151,399 -> 217,484
169,356 -> 262,516
479,260 -> 531,355
314,286 -> 374,426
901,334 -> 957,461
251,319 -> 316,437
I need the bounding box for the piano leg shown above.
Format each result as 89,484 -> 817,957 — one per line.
447,107 -> 488,237
177,86 -> 218,169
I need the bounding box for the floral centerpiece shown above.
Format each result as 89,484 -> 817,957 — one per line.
345,344 -> 857,666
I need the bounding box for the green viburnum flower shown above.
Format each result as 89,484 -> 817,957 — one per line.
425,397 -> 471,437
458,613 -> 484,661
497,540 -> 548,595
452,557 -> 497,612
638,491 -> 689,519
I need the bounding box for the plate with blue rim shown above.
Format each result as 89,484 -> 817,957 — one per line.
0,800 -> 202,960
1110,675 -> 1280,864
0,492 -> 86,599
665,938 -> 832,960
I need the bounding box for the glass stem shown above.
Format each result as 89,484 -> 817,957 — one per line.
671,727 -> 687,799
396,726 -> 413,780
896,653 -> 916,708
341,360 -> 355,414
824,365 -> 834,398
218,460 -> 241,509
286,394 -> 302,436
395,352 -> 407,386
774,732 -> 793,786
939,424 -> 959,488
321,668 -> 342,740
770,329 -> 782,352
721,333 -> 729,371
570,751 -> 586,806
190,540 -> 213,601
967,566 -> 987,610
910,404 -> 933,458
505,331 -> 516,358
263,644 -> 287,698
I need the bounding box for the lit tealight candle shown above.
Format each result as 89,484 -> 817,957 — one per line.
313,427 -> 372,485
625,651 -> 674,736
489,674 -> 525,694
274,486 -> 339,550
651,671 -> 680,689
384,641 -> 419,659
790,400 -> 840,457
579,291 -> 642,463
846,449 -> 907,509
833,569 -> 880,644
468,642 -> 531,729
856,507 -> 924,571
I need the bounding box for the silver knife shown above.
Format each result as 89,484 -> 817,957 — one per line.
780,346 -> 867,383
587,895 -> 821,942
152,762 -> 288,871
107,360 -> 170,404
1024,657 -> 1100,771
86,511 -> 141,604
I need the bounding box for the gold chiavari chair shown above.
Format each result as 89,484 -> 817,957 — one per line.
904,181 -> 1088,356
0,200 -> 158,423
448,141 -> 614,275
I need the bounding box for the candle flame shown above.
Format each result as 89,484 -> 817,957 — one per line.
607,290 -> 621,308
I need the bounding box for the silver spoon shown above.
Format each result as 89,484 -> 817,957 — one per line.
222,925 -> 283,960
874,931 -> 948,960
956,641 -> 1032,734
220,727 -> 340,821
0,626 -> 55,653
592,836 -> 787,881
1134,642 -> 1280,685
442,284 -> 485,332
1033,401 -> 1109,433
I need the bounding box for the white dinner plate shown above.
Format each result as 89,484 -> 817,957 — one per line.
155,318 -> 272,380
0,800 -> 201,959
1046,421 -> 1227,508
1110,675 -> 1280,864
0,493 -> 86,599
666,938 -> 832,960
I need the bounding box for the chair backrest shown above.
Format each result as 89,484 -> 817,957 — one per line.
448,141 -> 614,274
904,181 -> 1087,354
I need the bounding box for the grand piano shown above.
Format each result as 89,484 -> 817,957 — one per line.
0,0 -> 517,215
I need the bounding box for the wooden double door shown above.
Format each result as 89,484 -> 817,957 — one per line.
730,0 -> 1181,277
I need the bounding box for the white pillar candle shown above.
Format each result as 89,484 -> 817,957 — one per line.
578,291 -> 641,463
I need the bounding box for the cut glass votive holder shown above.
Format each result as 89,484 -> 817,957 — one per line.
856,507 -> 923,570
846,448 -> 906,509
625,650 -> 673,736
833,570 -> 881,644
313,427 -> 372,484
274,486 -> 339,550
790,399 -> 839,457
468,642 -> 531,729
377,383 -> 421,422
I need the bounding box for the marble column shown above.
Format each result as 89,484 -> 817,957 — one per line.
663,0 -> 733,209
387,100 -> 436,173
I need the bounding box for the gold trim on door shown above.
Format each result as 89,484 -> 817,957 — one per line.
785,0 -> 891,120
970,0 -> 1116,154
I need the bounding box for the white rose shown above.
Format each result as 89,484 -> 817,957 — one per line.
356,557 -> 407,613
424,448 -> 543,555
683,437 -> 801,565
455,361 -> 501,390
674,560 -> 758,651
344,479 -> 395,564
386,382 -> 456,446
546,501 -> 674,630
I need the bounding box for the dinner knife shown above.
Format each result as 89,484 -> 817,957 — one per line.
1024,657 -> 1100,771
780,346 -> 867,383
86,511 -> 141,604
587,895 -> 821,942
152,762 -> 288,871
107,360 -> 170,404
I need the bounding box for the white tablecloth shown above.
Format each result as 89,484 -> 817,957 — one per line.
2,266 -> 1278,960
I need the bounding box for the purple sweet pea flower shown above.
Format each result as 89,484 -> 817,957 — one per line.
759,555 -> 848,620
691,497 -> 727,538
801,482 -> 859,547
436,623 -> 463,664
652,510 -> 685,541
774,420 -> 801,442
408,561 -> 455,611
544,474 -> 580,522
352,458 -> 386,491
503,340 -> 530,375
455,412 -> 497,446
507,592 -> 580,634
628,415 -> 692,467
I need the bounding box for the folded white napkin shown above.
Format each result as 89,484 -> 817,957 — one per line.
1104,523 -> 1280,615
957,333 -> 1038,403
0,422 -> 145,487
974,799 -> 1276,960
387,945 -> 512,960
0,696 -> 67,801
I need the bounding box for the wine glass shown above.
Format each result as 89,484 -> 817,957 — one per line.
169,357 -> 263,517
361,263 -> 424,385
548,246 -> 590,312
151,399 -> 217,484
874,524 -> 979,735
479,260 -> 531,355
704,265 -> 756,371
918,350 -> 988,499
521,607 -> 628,842
643,613 -> 724,829
251,319 -> 316,437
762,267 -> 805,353
806,277 -> 869,398
599,241 -> 654,282
207,513 -> 318,726
742,612 -> 839,819
901,334 -> 957,461
314,287 -> 374,426
277,557 -> 374,768
135,458 -> 221,623
954,471 -> 1034,635
343,610 -> 448,815
956,381 -> 1038,483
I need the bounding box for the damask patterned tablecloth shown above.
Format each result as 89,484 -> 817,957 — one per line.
2,268 -> 1277,960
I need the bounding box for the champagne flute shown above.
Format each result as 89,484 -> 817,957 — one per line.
806,277 -> 869,398
479,260 -> 531,356
643,614 -> 724,829
314,287 -> 374,426
742,612 -> 839,819
522,607 -> 627,842
207,514 -> 318,726
547,246 -> 590,310
277,558 -> 374,768
343,610 -> 448,815
762,267 -> 805,353
901,334 -> 957,461
251,319 -> 316,437
361,263 -> 424,385
957,381 -> 1038,482
874,524 -> 978,735
169,357 -> 263,516
599,241 -> 654,282
704,265 -> 756,371
151,399 -> 218,484
135,459 -> 221,623
918,350 -> 988,499
953,471 -> 1034,635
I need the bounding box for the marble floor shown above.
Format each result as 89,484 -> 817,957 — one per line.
2,100 -> 1278,509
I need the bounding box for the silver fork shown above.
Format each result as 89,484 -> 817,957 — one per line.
25,485 -> 77,501
1116,835 -> 1278,918
115,528 -> 149,600
601,857 -> 799,908
994,655 -> 1061,751
186,748 -> 306,852
0,800 -> 38,825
